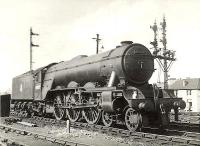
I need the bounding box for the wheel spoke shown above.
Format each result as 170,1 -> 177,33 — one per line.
93,110 -> 97,120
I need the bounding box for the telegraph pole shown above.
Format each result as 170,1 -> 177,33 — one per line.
160,17 -> 168,89
92,34 -> 101,54
30,27 -> 39,72
150,16 -> 176,89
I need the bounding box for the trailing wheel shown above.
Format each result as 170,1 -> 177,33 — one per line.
102,111 -> 114,127
82,107 -> 101,124
53,95 -> 65,120
125,107 -> 141,131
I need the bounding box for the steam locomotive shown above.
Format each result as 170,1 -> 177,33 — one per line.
11,41 -> 185,131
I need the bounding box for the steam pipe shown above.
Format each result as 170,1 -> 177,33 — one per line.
108,71 -> 116,87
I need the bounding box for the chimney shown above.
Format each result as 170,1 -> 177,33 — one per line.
120,41 -> 133,46
183,80 -> 188,87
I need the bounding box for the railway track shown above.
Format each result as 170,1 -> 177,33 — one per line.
169,121 -> 200,133
7,113 -> 200,146
9,111 -> 200,133
0,123 -> 91,146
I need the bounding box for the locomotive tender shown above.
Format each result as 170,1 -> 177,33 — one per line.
11,41 -> 185,131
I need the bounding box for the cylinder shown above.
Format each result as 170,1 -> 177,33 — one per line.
138,101 -> 155,112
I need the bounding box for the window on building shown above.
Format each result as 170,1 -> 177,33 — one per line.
187,99 -> 192,111
186,90 -> 192,95
189,102 -> 192,111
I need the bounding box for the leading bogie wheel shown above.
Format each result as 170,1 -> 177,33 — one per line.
102,111 -> 114,127
125,107 -> 141,131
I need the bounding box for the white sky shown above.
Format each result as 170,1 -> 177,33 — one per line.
0,0 -> 200,91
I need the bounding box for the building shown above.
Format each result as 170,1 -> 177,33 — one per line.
169,78 -> 200,112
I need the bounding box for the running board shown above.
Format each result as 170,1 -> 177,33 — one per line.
60,104 -> 98,109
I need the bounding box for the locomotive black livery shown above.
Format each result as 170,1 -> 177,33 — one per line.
11,41 -> 185,131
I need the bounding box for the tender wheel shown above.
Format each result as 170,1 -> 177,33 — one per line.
38,103 -> 46,117
82,107 -> 101,124
125,108 -> 141,131
27,102 -> 34,117
102,111 -> 114,127
53,95 -> 65,120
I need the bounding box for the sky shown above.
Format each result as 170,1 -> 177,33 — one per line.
0,0 -> 200,92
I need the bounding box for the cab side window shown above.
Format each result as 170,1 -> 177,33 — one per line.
35,72 -> 41,82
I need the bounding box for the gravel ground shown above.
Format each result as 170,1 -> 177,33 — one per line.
0,129 -> 60,146
46,126 -> 147,146
0,141 -> 6,146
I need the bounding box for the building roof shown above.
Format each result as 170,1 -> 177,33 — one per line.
169,78 -> 200,90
